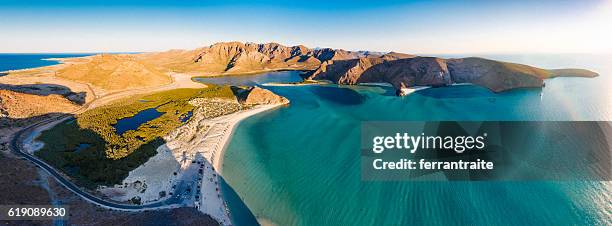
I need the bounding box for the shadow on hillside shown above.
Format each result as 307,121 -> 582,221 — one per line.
2,113 -> 227,225
0,83 -> 87,105
230,86 -> 250,102
4,112 -> 256,225
15,113 -> 164,189
0,112 -> 69,130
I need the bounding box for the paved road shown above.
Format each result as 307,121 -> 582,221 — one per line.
5,72 -> 206,211
8,114 -> 184,211
9,117 -> 184,210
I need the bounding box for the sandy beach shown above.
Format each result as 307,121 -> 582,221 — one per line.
209,104 -> 284,172
96,102 -> 284,225
357,82 -> 394,87
399,86 -> 430,95
6,55 -> 278,225
5,53 -> 287,225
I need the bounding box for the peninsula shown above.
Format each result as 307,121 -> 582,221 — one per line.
0,41 -> 600,226
1,41 -> 597,102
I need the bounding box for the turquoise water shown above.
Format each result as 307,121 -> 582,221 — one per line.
3,54 -> 609,225
211,55 -> 612,225
113,108 -> 163,135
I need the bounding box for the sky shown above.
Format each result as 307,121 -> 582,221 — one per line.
0,0 -> 611,54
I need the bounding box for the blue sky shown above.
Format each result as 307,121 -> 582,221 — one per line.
0,0 -> 610,53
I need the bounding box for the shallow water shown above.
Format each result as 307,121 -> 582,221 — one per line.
4,53 -> 610,225
214,54 -> 612,225
113,108 -> 163,135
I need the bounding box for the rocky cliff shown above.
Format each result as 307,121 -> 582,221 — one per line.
305,56 -> 599,95
47,41 -> 597,95
138,42 -> 366,75
242,87 -> 290,105
139,41 -> 598,94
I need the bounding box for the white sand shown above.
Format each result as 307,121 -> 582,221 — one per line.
98,145 -> 181,204
358,82 -> 394,87
23,118 -> 73,154
399,86 -> 430,95
172,103 -> 283,225
209,104 -> 283,172
98,103 -> 283,225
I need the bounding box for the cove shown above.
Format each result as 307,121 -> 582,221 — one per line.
197,55 -> 612,226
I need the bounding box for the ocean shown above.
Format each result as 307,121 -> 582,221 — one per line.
0,53 -> 94,72
197,54 -> 612,225
3,53 -> 610,225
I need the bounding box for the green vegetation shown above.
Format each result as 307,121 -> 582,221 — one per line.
35,85 -> 237,187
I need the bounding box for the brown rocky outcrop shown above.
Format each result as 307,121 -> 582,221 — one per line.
28,41 -> 597,97
56,54 -> 172,91
0,90 -> 79,118
137,42 -> 366,75
242,87 -> 289,105
445,57 -> 547,92
306,55 -> 599,95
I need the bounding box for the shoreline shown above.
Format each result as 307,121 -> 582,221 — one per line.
191,103 -> 285,225
261,79 -> 331,87
92,103 -> 285,226
210,103 -> 285,174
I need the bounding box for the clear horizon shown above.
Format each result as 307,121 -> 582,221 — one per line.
1,0 -> 611,54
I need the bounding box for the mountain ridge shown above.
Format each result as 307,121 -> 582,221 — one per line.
17,41 -> 596,95
134,42 -> 597,95
136,41 -> 366,75
304,55 -> 598,95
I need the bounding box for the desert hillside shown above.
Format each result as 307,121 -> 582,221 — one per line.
56,54 -> 172,91
0,89 -> 79,118
0,41 -> 600,100
305,55 -> 599,94
136,42 -> 368,75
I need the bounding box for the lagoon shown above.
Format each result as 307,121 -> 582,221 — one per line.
114,108 -> 164,135
214,54 -> 612,225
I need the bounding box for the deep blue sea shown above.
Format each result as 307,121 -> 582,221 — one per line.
197,54 -> 612,225
0,53 -> 94,72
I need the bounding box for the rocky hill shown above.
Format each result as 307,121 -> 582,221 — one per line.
0,89 -> 79,118
6,41 -> 597,96
243,86 -> 290,105
57,54 -> 172,91
305,55 -> 598,95
114,41 -> 600,94
137,42 -> 366,75
231,86 -> 290,105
